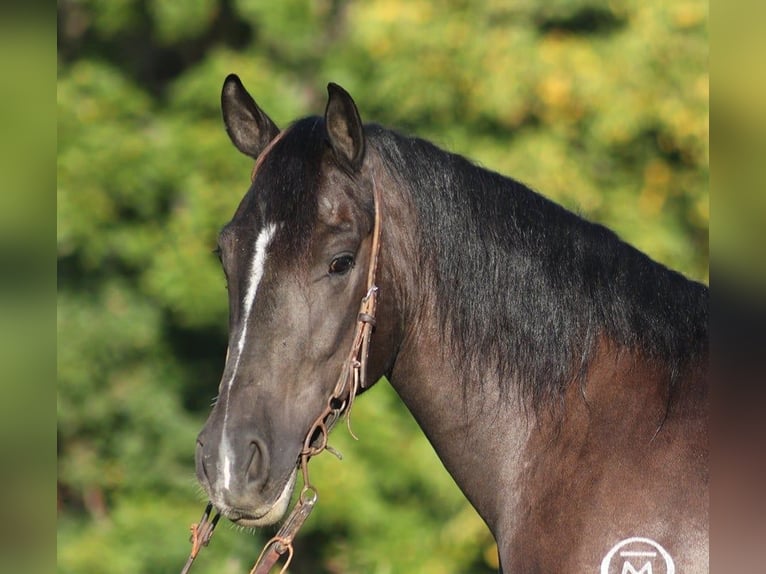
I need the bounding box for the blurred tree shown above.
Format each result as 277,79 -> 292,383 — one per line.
57,1 -> 707,572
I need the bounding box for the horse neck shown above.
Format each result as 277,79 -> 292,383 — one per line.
384,307 -> 532,536
365,141 -> 707,541
367,153 -> 531,534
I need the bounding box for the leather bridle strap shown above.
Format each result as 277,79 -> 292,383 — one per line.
181,175 -> 383,574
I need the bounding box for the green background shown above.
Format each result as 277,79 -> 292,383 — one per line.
57,1 -> 708,572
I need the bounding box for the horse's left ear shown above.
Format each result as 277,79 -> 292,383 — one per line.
324,83 -> 365,171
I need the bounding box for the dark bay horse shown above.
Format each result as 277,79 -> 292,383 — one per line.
195,75 -> 708,572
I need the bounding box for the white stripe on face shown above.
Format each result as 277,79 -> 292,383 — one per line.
218,223 -> 277,491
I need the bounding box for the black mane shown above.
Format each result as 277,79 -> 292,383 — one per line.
367,125 -> 708,404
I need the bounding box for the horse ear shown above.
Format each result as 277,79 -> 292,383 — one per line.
221,74 -> 280,159
324,83 -> 365,171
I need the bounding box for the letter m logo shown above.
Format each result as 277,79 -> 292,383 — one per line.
622,561 -> 652,574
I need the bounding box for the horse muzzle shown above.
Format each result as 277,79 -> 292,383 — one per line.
221,468 -> 297,527
195,427 -> 299,527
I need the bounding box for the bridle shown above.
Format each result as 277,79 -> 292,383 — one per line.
180,174 -> 383,574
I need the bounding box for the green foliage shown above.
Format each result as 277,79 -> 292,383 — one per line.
58,1 -> 707,572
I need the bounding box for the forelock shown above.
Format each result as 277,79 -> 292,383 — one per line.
249,117 -> 325,259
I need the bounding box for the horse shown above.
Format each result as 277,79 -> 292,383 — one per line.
194,74 -> 709,572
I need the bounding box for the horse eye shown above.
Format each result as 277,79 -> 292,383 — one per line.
329,254 -> 355,275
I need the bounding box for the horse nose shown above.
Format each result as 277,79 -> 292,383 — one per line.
195,427 -> 273,503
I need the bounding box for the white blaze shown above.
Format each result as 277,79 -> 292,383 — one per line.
218,223 -> 277,491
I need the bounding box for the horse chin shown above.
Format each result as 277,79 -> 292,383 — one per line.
229,467 -> 297,528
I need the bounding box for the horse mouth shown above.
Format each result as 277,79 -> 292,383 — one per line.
225,467 -> 298,528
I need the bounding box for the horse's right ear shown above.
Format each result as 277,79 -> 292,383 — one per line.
221,74 -> 280,159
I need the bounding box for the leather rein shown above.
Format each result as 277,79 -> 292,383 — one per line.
181,175 -> 383,574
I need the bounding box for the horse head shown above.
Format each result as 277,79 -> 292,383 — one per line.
195,75 -> 386,527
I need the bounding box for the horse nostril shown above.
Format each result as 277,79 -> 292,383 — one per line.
195,439 -> 211,485
246,439 -> 270,490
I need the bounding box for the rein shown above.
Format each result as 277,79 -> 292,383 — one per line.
181,175 -> 383,574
